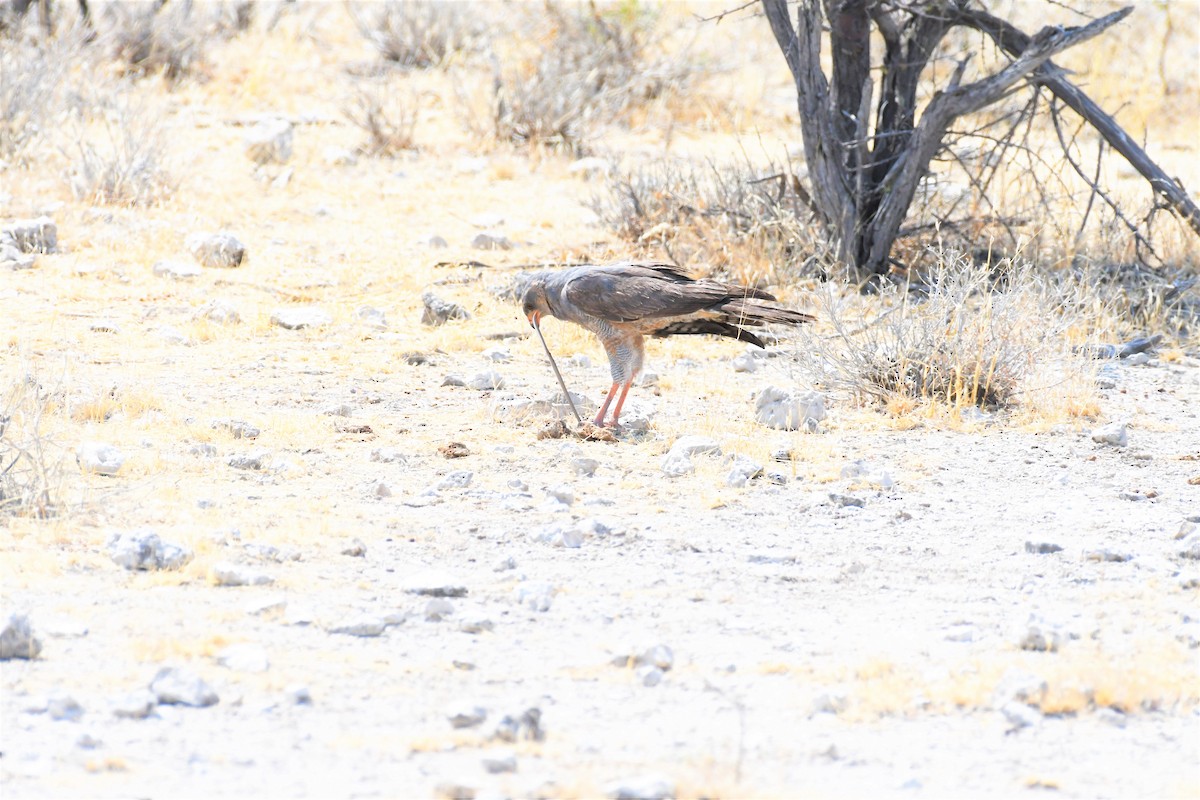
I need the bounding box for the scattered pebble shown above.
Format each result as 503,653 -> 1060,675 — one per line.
415,233 -> 449,248
436,471 -> 473,491
228,450 -> 270,470
725,454 -> 764,488
829,493 -> 865,508
48,694 -> 84,722
459,617 -> 494,634
150,667 -> 219,707
425,598 -> 455,621
756,387 -> 825,431
209,562 -> 274,587
1025,541 -> 1064,555
1018,619 -> 1062,652
0,613 -> 42,660
447,704 -> 487,729
404,570 -> 468,598
482,751 -> 517,774
2,215 -> 57,253
466,371 -> 505,390
328,615 -> 386,637
76,441 -> 125,476
186,231 -> 246,268
212,419 -> 261,439
107,529 -> 193,571
471,232 -> 513,250
604,774 -> 676,800
421,291 -> 470,326
341,538 -> 367,557
244,118 -> 293,165
439,442 -> 470,459
1084,549 -> 1132,563
323,145 -> 358,166
514,581 -> 555,612
661,435 -> 720,477
571,457 -> 600,477
270,307 -> 332,330
357,305 -> 388,330
1091,421 -> 1128,447
111,690 -> 157,719
152,259 -> 201,280
491,707 -> 543,742
636,665 -> 664,687
287,684 -> 313,705
216,643 -> 269,673
198,299 -> 241,325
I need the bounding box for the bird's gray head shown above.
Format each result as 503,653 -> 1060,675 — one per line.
521,280 -> 551,328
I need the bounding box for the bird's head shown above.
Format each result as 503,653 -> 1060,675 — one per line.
521,284 -> 550,329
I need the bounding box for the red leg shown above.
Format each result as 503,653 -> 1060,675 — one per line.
593,382 -> 618,426
609,380 -> 634,426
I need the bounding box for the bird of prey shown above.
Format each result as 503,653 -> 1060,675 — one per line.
521,261 -> 815,427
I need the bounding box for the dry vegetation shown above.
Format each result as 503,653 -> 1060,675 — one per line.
1,1 -> 1198,797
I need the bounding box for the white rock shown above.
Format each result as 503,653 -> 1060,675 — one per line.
0,613 -> 42,660
209,562 -> 274,587
514,581 -> 555,612
467,371 -> 505,390
270,307 -> 332,330
150,667 -> 218,707
328,615 -> 386,637
756,386 -> 826,431
107,529 -> 193,571
186,232 -> 246,268
322,145 -> 358,166
111,689 -> 156,719
415,233 -> 449,248
244,118 -> 293,165
403,570 -> 467,597
731,354 -> 759,373
604,775 -> 676,800
216,643 -> 269,673
447,704 -> 487,729
1091,421 -> 1128,447
153,259 -> 201,280
76,441 -> 125,476
471,232 -> 513,250
725,455 -> 764,488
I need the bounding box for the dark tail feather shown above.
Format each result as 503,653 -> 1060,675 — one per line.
718,299 -> 815,326
652,320 -> 765,348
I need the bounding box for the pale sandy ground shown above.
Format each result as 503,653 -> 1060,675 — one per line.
2,2 -> 1199,799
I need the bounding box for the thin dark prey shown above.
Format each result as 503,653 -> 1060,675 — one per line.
533,324 -> 583,424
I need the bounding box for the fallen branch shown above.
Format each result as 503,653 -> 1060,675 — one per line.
955,5 -> 1200,240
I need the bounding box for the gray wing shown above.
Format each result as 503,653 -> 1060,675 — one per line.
561,262 -> 774,323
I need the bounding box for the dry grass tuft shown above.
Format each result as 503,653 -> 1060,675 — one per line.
794,255 -> 1099,414
349,0 -> 483,69
589,156 -> 831,284
102,2 -> 212,84
0,33 -> 79,163
343,79 -> 419,156
482,1 -> 699,153
0,373 -> 65,520
64,94 -> 174,206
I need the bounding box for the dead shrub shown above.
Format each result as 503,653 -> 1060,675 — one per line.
343,81 -> 418,156
484,1 -> 697,153
0,374 -> 63,520
349,0 -> 481,69
102,1 -> 209,83
797,255 -> 1093,411
589,157 -> 832,284
65,96 -> 173,205
0,36 -> 71,163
